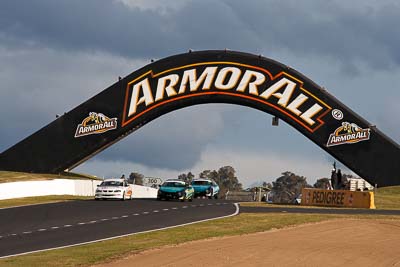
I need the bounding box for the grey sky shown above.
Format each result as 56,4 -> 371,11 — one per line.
0,0 -> 399,186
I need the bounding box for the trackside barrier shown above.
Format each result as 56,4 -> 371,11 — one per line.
0,179 -> 158,200
225,191 -> 254,201
301,188 -> 376,209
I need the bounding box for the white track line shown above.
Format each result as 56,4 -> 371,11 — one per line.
2,202 -> 231,242
0,203 -> 239,259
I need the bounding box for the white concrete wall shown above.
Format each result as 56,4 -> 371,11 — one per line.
131,184 -> 158,198
0,179 -> 157,200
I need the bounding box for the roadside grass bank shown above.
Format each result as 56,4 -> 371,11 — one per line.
0,195 -> 92,209
374,186 -> 400,209
1,213 -> 400,267
0,171 -> 99,184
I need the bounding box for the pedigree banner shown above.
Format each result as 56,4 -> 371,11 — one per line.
301,188 -> 375,209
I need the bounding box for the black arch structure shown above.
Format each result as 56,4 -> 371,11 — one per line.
0,50 -> 399,186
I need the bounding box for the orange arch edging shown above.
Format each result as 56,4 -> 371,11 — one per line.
121,62 -> 332,133
122,91 -> 330,133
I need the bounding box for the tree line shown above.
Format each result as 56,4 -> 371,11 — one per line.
126,166 -> 356,203
127,166 -> 243,198
178,166 -> 243,197
265,171 -> 358,203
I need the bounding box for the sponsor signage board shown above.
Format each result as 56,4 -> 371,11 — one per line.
326,122 -> 370,147
75,112 -> 117,138
122,62 -> 332,133
143,177 -> 163,186
301,188 -> 375,209
1,50 -> 399,188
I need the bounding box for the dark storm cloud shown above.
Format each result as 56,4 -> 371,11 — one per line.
1,0 -> 400,69
93,105 -> 226,170
0,0 -> 177,58
1,0 -> 400,173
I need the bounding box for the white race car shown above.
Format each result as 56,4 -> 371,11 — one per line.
95,179 -> 133,200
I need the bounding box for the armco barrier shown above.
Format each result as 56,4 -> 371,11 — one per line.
0,179 -> 157,200
301,188 -> 375,209
225,191 -> 254,201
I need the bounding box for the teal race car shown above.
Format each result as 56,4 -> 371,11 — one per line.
191,178 -> 220,199
157,179 -> 194,202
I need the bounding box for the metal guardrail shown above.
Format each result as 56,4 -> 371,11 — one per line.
225,191 -> 255,202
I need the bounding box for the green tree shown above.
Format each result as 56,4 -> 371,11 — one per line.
199,170 -> 211,179
262,181 -> 272,189
178,172 -> 195,183
216,166 -> 243,191
272,171 -> 311,203
129,172 -> 144,185
314,178 -> 331,189
198,166 -> 243,197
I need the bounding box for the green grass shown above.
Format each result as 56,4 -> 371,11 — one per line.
374,186 -> 400,209
0,195 -> 92,209
0,171 -> 100,184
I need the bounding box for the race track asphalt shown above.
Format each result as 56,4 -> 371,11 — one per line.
0,199 -> 237,258
2,199 -> 399,259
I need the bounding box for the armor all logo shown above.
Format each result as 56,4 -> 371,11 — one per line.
327,122 -> 370,147
74,112 -> 117,138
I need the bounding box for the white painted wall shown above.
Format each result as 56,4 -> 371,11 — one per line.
0,179 -> 158,200
131,184 -> 158,198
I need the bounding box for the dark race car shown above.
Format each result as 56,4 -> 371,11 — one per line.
157,179 -> 194,202
191,179 -> 220,199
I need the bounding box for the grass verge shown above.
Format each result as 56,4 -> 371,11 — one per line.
0,171 -> 100,184
374,186 -> 400,209
0,195 -> 92,209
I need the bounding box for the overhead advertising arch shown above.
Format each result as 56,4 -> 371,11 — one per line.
0,50 -> 399,187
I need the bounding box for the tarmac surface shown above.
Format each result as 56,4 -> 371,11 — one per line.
2,199 -> 400,259
0,198 -> 237,258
